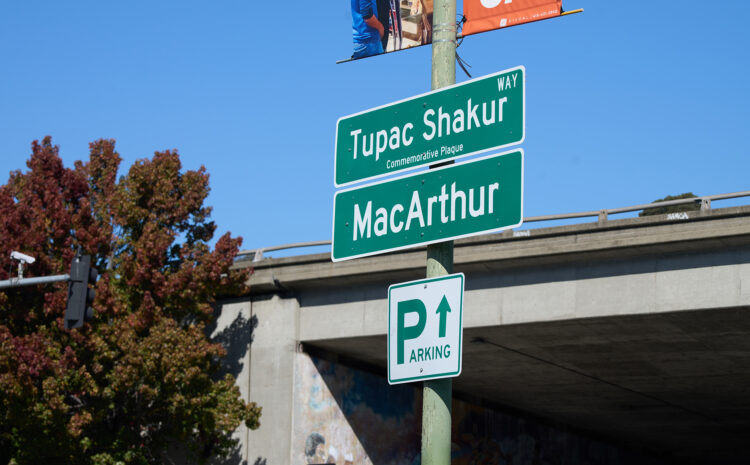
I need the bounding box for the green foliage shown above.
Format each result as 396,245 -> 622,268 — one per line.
0,137 -> 260,464
638,192 -> 700,217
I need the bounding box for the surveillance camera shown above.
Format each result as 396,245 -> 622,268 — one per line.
10,251 -> 35,264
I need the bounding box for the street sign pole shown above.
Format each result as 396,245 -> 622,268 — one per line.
423,0 -> 455,463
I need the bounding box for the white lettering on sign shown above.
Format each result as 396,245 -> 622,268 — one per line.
353,202 -> 372,240
384,145 -> 464,170
422,98 -> 507,141
352,181 -> 501,241
350,123 -> 414,161
497,73 -> 517,91
347,74 -> 519,161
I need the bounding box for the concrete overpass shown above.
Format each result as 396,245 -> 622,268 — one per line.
221,202 -> 750,465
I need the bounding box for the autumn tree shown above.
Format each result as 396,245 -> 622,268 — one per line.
0,137 -> 260,464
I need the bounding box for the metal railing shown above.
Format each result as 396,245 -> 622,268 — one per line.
237,190 -> 750,262
241,240 -> 331,262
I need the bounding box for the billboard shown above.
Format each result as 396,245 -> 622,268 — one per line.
346,0 -> 570,60
349,0 -> 433,59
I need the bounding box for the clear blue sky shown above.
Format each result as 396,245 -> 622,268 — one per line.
2,1 -> 748,257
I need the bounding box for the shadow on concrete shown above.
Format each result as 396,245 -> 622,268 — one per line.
209,309 -> 258,379
208,444 -> 245,465
168,441 -> 248,465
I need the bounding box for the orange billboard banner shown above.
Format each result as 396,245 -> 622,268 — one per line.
463,0 -> 562,36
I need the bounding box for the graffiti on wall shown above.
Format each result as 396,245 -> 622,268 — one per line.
294,353 -> 660,465
293,354 -> 420,465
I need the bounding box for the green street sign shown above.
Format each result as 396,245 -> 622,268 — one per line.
334,66 -> 524,187
388,273 -> 464,385
332,149 -> 523,262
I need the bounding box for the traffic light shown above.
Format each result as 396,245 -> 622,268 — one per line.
65,254 -> 98,329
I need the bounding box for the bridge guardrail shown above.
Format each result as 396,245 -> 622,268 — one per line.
238,190 -> 750,262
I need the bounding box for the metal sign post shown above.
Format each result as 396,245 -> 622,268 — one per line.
423,0 -> 456,463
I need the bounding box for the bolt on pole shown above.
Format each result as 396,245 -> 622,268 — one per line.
422,0 -> 456,463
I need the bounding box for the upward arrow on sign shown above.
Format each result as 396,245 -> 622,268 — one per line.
436,295 -> 451,338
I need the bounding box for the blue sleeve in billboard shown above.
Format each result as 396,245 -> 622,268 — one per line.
349,0 -> 433,60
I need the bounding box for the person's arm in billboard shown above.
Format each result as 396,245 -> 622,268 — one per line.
359,0 -> 385,37
364,14 -> 385,38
